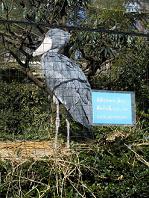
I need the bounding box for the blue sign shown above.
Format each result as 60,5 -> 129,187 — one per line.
92,90 -> 136,125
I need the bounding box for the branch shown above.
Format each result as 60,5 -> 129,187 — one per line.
8,50 -> 45,89
1,34 -> 52,96
124,143 -> 149,167
132,143 -> 149,147
10,53 -> 54,98
8,49 -> 26,68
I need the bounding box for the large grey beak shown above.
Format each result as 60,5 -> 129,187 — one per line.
33,36 -> 53,57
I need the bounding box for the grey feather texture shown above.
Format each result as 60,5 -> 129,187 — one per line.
45,28 -> 71,53
34,28 -> 92,128
42,53 -> 92,127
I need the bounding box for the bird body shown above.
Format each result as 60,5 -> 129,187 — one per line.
41,52 -> 92,127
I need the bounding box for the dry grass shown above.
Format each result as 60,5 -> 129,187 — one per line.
0,141 -> 97,198
0,135 -> 148,197
0,140 -> 70,162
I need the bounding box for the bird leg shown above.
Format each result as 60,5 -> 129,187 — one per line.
66,118 -> 70,149
53,96 -> 60,149
48,95 -> 54,136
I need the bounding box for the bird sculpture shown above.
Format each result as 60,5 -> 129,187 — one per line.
33,28 -> 92,148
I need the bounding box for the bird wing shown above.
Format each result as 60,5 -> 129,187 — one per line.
32,36 -> 52,57
41,53 -> 92,127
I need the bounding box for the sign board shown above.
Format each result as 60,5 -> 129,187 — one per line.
92,90 -> 136,125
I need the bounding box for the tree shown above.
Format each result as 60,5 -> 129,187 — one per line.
0,0 -> 148,81
0,0 -> 91,88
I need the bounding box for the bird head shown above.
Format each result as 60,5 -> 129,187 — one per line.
33,28 -> 71,57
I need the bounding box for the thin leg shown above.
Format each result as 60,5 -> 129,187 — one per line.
54,96 -> 60,149
48,95 -> 54,138
66,118 -> 70,149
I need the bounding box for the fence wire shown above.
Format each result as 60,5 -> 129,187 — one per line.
0,20 -> 149,161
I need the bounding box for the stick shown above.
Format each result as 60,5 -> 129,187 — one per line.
124,143 -> 149,167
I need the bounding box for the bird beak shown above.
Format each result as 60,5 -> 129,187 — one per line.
33,36 -> 53,57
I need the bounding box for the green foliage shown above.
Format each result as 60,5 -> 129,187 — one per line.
0,1 -> 149,197
0,0 -> 91,23
0,128 -> 148,197
0,74 -> 51,140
